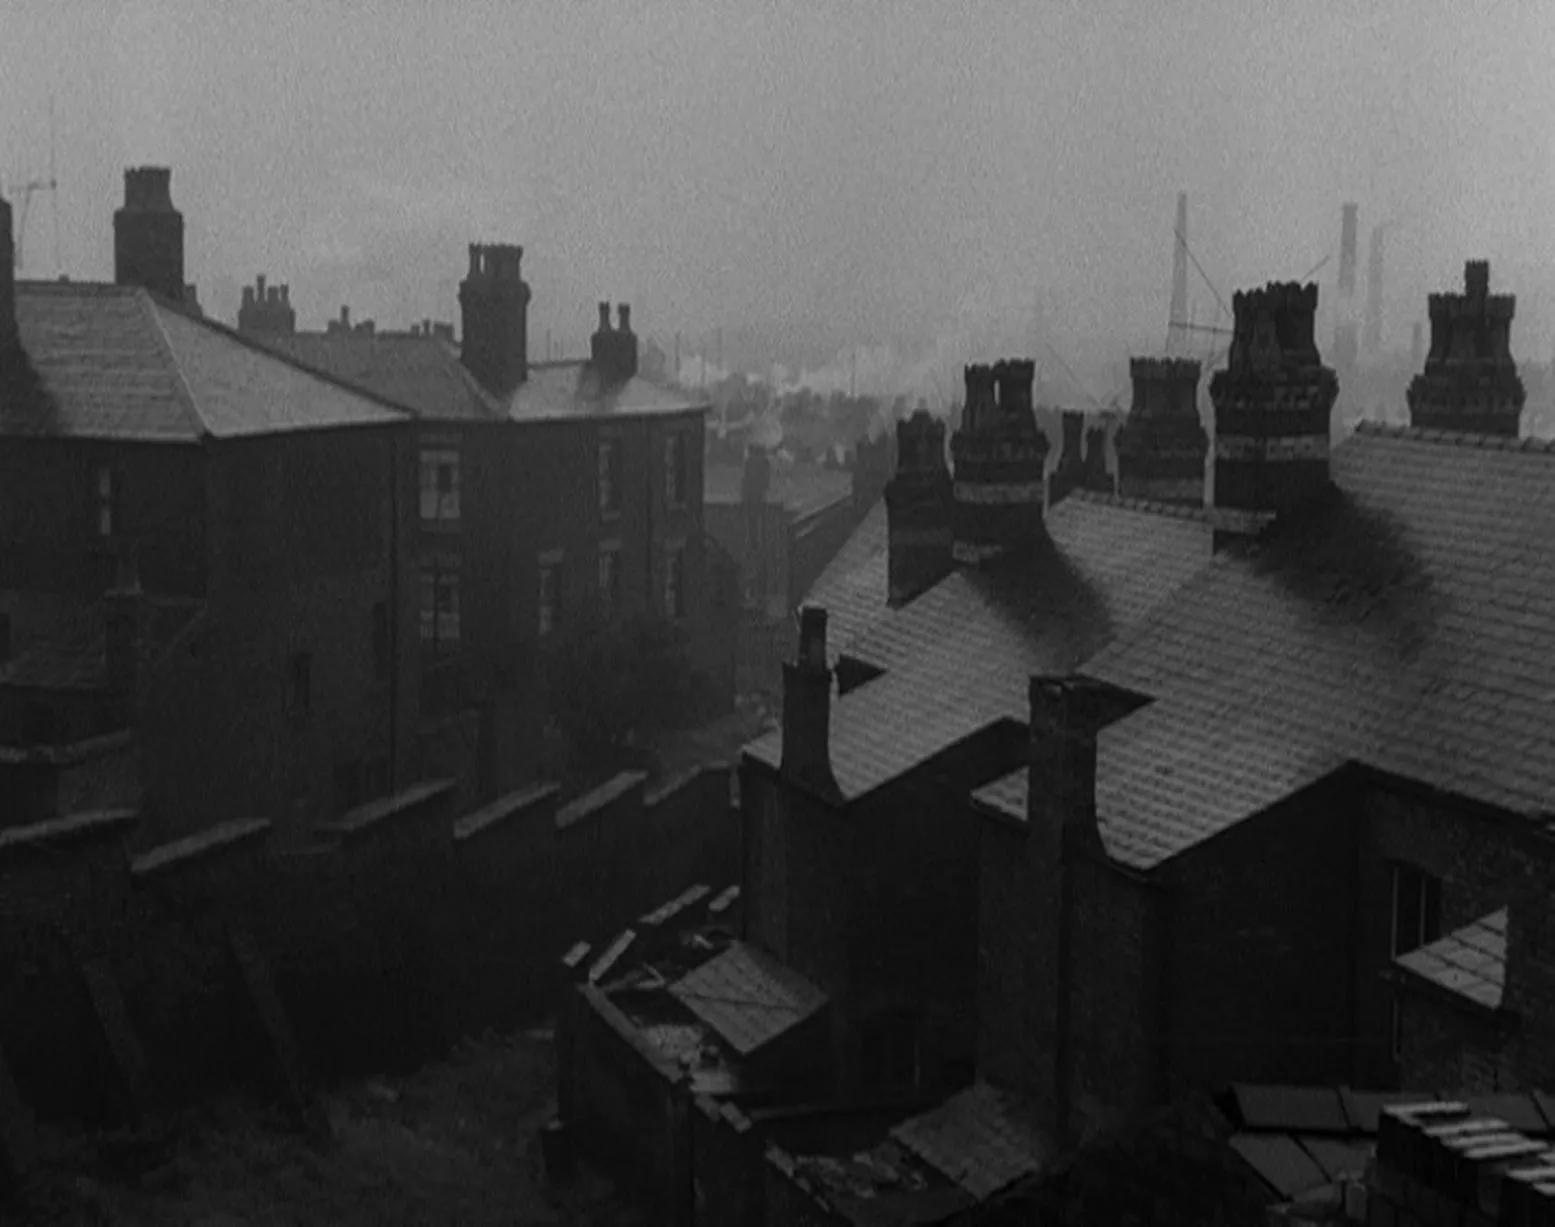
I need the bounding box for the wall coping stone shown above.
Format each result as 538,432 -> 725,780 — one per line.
556,770 -> 649,831
452,781 -> 560,843
131,817 -> 272,879
0,807 -> 138,860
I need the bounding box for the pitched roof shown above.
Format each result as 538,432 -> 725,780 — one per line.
668,940 -> 828,1056
4,283 -> 407,442
1019,424 -> 1555,869
506,360 -> 708,423
803,497 -> 890,659
745,493 -> 1218,800
260,332 -> 502,421
889,1082 -> 1050,1203
1397,907 -> 1508,1011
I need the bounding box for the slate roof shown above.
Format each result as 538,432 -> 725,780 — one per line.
505,360 -> 709,423
261,332 -> 502,421
704,459 -> 856,521
744,492 -> 1217,800
1066,424 -> 1555,868
4,282 -> 407,441
890,1082 -> 1050,1202
668,940 -> 828,1056
802,497 -> 890,660
1397,907 -> 1508,1011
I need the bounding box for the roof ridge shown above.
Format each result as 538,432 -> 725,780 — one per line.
175,307 -> 419,421
139,290 -> 211,440
1067,488 -> 1216,524
1353,419 -> 1555,455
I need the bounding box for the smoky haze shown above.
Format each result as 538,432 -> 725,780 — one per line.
3,0 -> 1553,402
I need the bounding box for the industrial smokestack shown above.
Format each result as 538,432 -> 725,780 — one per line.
1364,225 -> 1385,357
1338,203 -> 1359,301
1167,192 -> 1189,355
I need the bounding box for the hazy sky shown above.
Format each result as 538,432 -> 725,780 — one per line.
3,0 -> 1553,387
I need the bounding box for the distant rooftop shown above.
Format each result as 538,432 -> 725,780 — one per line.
506,360 -> 709,423
261,331 -> 501,422
704,457 -> 855,521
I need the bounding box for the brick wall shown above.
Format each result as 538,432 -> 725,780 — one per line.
0,763 -> 730,1125
1162,777 -> 1360,1095
1362,780 -> 1555,1090
566,983 -> 692,1225
1397,990 -> 1514,1094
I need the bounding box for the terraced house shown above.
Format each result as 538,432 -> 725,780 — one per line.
0,170 -> 419,844
559,260 -> 1555,1224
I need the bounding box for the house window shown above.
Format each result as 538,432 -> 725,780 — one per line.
598,439 -> 621,518
287,652 -> 312,716
420,557 -> 461,654
665,432 -> 689,508
96,466 -> 115,537
538,553 -> 562,637
1390,863 -> 1443,958
419,446 -> 461,525
664,545 -> 686,619
598,545 -> 621,614
371,602 -> 390,682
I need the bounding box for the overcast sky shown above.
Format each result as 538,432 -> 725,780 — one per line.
2,0 -> 1552,389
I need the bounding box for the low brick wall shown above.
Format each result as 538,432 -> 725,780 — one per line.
0,761 -> 737,1132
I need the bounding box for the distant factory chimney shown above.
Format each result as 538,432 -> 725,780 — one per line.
1364,225 -> 1385,357
1338,204 -> 1359,300
1166,192 -> 1190,355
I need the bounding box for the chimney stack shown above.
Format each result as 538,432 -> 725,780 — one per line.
1211,282 -> 1337,532
0,191 -> 15,355
885,409 -> 954,606
1412,320 -> 1424,369
780,606 -> 839,800
1406,261 -> 1525,437
236,273 -> 297,336
458,243 -> 531,398
1114,357 -> 1207,506
949,360 -> 1049,565
114,167 -> 186,304
616,303 -> 638,380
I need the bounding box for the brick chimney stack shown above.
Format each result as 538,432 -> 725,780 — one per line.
1210,282 -> 1337,532
884,409 -> 954,606
0,190 -> 14,355
976,675 -> 1122,1148
780,606 -> 839,801
237,273 -> 296,336
949,360 -> 1049,565
1406,260 -> 1525,437
616,303 -> 638,381
1114,357 -> 1207,506
458,243 -> 531,398
114,167 -> 186,304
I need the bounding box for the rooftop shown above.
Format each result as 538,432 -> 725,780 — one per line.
802,497 -> 890,662
4,282 -> 407,442
260,332 -> 501,422
972,424 -> 1555,868
505,361 -> 709,423
1396,907 -> 1508,1011
745,491 -> 1218,800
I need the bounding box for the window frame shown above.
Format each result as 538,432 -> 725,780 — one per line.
418,442 -> 462,528
537,550 -> 563,638
598,542 -> 622,614
664,541 -> 686,620
1389,862 -> 1443,959
597,437 -> 622,519
665,431 -> 689,509
96,465 -> 116,538
419,555 -> 462,656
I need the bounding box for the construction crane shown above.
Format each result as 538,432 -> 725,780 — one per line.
11,99 -> 61,276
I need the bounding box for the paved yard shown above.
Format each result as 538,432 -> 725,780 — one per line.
14,1029 -> 642,1226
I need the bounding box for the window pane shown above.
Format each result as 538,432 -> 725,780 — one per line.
1393,867 -> 1424,956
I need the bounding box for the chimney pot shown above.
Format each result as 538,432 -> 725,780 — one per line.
617,303 -> 632,333
281,285 -> 289,303
256,273 -> 266,297
598,302 -> 612,332
242,286 -> 255,306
